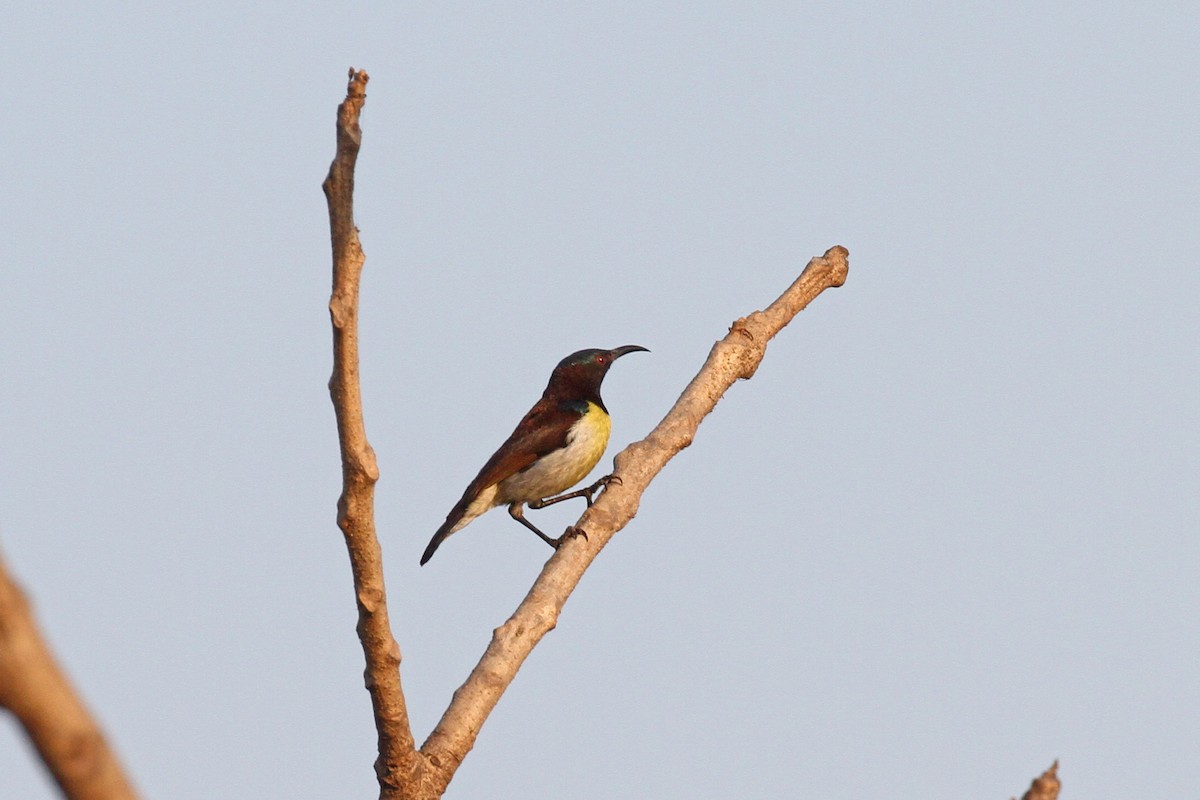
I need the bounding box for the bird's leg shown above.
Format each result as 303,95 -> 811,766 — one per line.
529,474 -> 621,510
509,503 -> 589,550
520,476 -> 621,549
508,503 -> 560,548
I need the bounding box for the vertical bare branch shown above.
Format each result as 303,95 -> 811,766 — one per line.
420,247 -> 850,789
323,68 -> 420,798
0,549 -> 140,800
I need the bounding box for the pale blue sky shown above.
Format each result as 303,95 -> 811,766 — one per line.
3,3 -> 1197,798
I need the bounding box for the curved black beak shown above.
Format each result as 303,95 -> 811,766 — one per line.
609,345 -> 650,359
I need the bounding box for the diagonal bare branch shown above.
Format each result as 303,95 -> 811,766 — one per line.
420,246 -> 849,791
0,548 -> 140,800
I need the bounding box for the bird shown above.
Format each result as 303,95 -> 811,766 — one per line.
420,345 -> 649,565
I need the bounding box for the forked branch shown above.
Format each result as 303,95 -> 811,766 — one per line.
322,63 -> 849,800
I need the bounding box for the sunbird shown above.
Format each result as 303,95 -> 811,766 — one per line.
421,345 -> 648,565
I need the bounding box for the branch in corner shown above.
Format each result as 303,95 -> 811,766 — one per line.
1017,761 -> 1061,800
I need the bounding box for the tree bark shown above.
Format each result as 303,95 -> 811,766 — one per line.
1017,761 -> 1061,800
323,68 -> 422,799
0,550 -> 140,800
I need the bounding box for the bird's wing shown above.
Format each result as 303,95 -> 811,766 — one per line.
457,397 -> 579,503
422,398 -> 582,565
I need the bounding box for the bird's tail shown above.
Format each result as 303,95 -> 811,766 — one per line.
421,496 -> 483,565
421,484 -> 497,565
420,519 -> 456,566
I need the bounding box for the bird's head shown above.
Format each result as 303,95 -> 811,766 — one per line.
546,345 -> 649,403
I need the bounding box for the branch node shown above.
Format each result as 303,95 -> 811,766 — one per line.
358,586 -> 384,613
329,296 -> 354,328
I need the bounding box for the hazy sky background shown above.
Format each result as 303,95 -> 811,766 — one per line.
3,3 -> 1197,798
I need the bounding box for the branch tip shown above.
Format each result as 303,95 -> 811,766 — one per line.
1019,760 -> 1061,800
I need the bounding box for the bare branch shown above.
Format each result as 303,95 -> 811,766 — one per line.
1017,761 -> 1061,800
0,549 -> 140,800
323,68 -> 422,798
420,247 -> 850,789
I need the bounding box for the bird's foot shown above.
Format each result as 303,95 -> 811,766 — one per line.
552,526 -> 589,548
582,474 -> 621,507
530,474 -> 622,510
